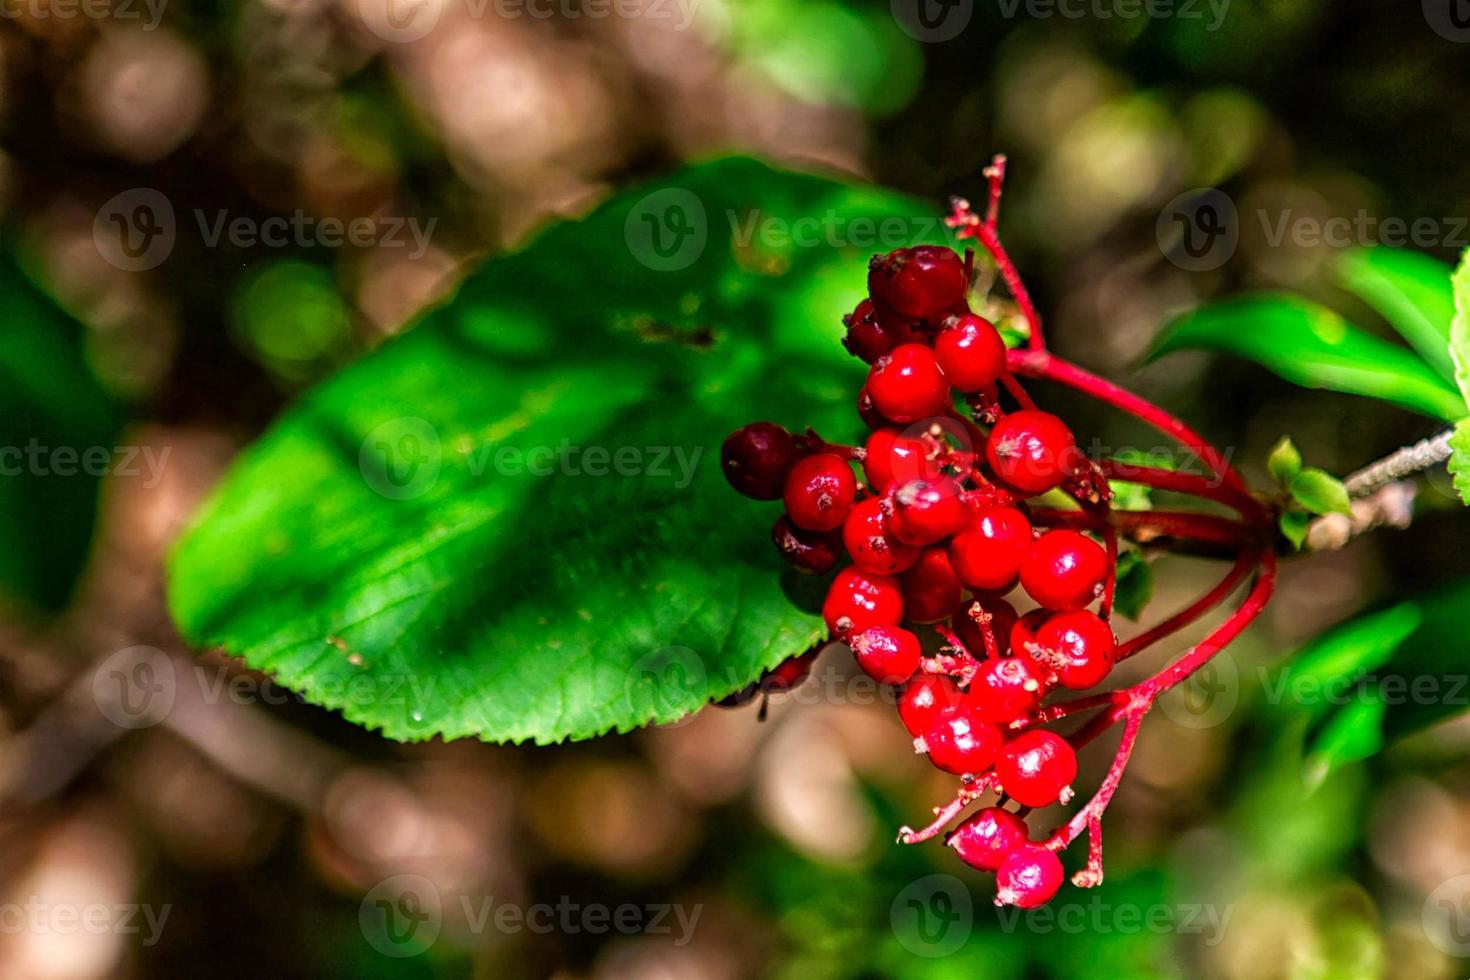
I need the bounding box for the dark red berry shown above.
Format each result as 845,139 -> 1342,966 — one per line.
842,498 -> 919,576
954,597 -> 1017,659
891,477 -> 967,545
948,506 -> 1033,593
900,546 -> 963,623
899,675 -> 962,737
1033,609 -> 1115,690
850,625 -> 922,684
822,567 -> 903,637
1020,530 -> 1108,611
948,806 -> 1028,872
762,650 -> 820,692
996,845 -> 1064,908
868,245 -> 969,322
722,422 -> 800,500
920,706 -> 1002,775
783,453 -> 857,532
842,299 -> 901,363
986,410 -> 1077,495
966,655 -> 1049,725
770,516 -> 842,574
1009,608 -> 1049,658
996,731 -> 1077,808
866,344 -> 951,423
935,314 -> 1006,392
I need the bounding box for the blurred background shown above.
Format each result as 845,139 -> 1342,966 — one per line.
4,0 -> 1470,977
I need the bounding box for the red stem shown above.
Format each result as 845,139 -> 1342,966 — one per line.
1114,550 -> 1255,661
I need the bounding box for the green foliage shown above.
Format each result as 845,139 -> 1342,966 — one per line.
1288,468 -> 1351,516
1334,247 -> 1457,381
1111,550 -> 1154,621
167,158 -> 959,744
1449,420 -> 1470,507
0,252 -> 120,611
1278,511 -> 1311,551
1447,248 -> 1470,504
1151,295 -> 1466,421
1266,435 -> 1302,486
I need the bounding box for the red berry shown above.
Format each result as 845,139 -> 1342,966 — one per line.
996,731 -> 1077,808
850,625 -> 922,684
1009,609 -> 1049,657
948,506 -> 1033,593
986,410 -> 1077,495
1034,609 -> 1116,690
891,478 -> 967,545
842,299 -> 903,363
948,806 -> 1028,872
721,422 -> 800,500
866,344 -> 951,423
1020,530 -> 1108,611
898,675 -> 962,736
783,453 -> 857,532
954,597 -> 1017,659
868,245 -> 969,322
762,650 -> 819,692
935,314 -> 1006,392
900,546 -> 963,623
842,498 -> 919,575
822,567 -> 903,637
966,655 -> 1049,725
996,845 -> 1064,908
862,430 -> 904,492
921,707 -> 1002,775
856,386 -> 893,429
770,516 -> 842,574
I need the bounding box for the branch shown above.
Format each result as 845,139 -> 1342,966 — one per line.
1343,428 -> 1456,497
1306,480 -> 1417,551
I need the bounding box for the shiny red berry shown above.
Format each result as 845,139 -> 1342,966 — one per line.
842,498 -> 919,575
892,477 -> 967,545
842,299 -> 903,362
900,546 -> 963,623
1034,609 -> 1116,690
921,707 -> 1002,775
935,314 -> 1006,392
822,567 -> 903,637
948,506 -> 1033,593
948,806 -> 1029,872
966,655 -> 1049,725
868,245 -> 969,322
866,344 -> 951,423
721,422 -> 800,500
1009,608 -> 1049,658
850,625 -> 922,684
783,453 -> 857,532
954,597 -> 1018,659
996,731 -> 1077,808
770,516 -> 842,574
996,845 -> 1064,908
862,429 -> 930,493
1021,530 -> 1108,610
986,410 -> 1077,495
898,675 -> 963,736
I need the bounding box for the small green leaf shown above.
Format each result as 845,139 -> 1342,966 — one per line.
1151,295 -> 1467,421
1279,511 -> 1311,550
1448,418 -> 1470,507
1290,468 -> 1351,516
1112,551 -> 1154,621
1334,248 -> 1457,382
1450,246 -> 1470,407
1267,436 -> 1302,485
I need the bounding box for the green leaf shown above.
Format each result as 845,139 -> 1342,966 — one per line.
1449,418 -> 1470,507
167,157 -> 960,744
1450,246 -> 1470,407
0,252 -> 120,611
1150,295 -> 1467,421
1334,248 -> 1457,381
1111,550 -> 1154,621
1289,467 -> 1351,516
1267,435 -> 1302,485
1279,511 -> 1311,550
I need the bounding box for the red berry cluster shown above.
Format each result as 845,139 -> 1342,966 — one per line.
721,243 -> 1127,908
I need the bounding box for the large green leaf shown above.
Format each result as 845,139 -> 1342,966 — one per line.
0,252 -> 119,611
1449,245 -> 1470,407
168,157 -> 956,743
1150,295 -> 1467,421
1334,247 -> 1456,382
